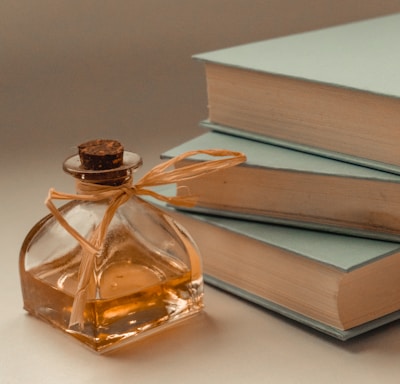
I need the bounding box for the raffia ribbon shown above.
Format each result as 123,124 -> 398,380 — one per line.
45,148 -> 246,329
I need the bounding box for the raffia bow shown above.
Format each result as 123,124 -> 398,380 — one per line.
45,148 -> 246,328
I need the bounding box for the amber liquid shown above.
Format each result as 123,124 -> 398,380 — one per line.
20,228 -> 203,353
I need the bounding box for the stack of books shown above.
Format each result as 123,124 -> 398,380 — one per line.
160,13 -> 400,340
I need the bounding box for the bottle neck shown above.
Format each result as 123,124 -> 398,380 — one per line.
74,173 -> 134,195
73,170 -> 133,188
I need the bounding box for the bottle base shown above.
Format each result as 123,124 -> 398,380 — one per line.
21,269 -> 204,353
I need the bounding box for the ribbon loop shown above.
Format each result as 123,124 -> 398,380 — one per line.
136,149 -> 246,187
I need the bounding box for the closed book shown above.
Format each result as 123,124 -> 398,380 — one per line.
155,201 -> 400,340
193,13 -> 400,174
162,131 -> 400,241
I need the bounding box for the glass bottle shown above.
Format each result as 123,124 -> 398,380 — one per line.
19,139 -> 204,353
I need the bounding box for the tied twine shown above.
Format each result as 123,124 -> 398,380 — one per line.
45,148 -> 246,329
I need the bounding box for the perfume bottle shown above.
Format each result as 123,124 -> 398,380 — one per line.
19,139 -> 204,353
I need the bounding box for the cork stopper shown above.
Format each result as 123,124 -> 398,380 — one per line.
63,138 -> 142,184
78,139 -> 124,170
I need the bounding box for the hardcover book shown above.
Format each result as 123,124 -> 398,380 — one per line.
152,198 -> 400,340
193,13 -> 400,174
162,131 -> 400,242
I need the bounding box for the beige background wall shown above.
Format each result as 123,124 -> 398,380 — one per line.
2,0 -> 400,179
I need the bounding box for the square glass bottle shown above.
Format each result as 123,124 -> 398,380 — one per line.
19,139 -> 204,353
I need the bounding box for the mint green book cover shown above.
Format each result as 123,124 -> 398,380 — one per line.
193,13 -> 400,100
193,13 -> 400,174
162,131 -> 400,241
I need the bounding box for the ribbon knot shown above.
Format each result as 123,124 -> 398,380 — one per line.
44,148 -> 246,328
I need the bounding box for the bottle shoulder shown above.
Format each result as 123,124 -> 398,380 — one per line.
20,196 -> 201,274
